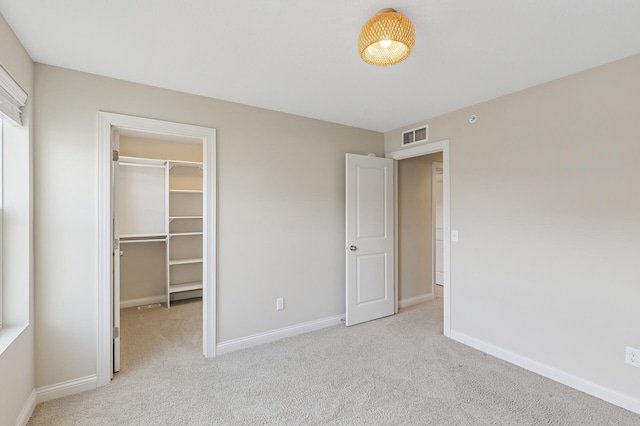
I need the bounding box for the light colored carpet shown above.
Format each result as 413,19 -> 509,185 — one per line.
28,298 -> 639,425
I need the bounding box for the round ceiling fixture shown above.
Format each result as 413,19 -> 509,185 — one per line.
358,8 -> 415,66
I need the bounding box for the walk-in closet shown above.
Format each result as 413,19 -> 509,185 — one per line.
117,132 -> 204,309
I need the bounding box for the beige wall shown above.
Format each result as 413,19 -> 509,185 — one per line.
120,135 -> 203,162
120,243 -> 166,302
0,12 -> 35,426
385,54 -> 640,402
33,64 -> 383,388
398,152 -> 442,301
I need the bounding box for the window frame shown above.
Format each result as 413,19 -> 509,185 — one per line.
0,116 -> 3,329
0,65 -> 27,332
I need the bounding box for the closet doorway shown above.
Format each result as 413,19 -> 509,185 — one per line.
114,130 -> 205,372
97,113 -> 217,387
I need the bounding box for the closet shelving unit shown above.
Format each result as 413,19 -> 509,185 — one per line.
166,160 -> 204,307
118,156 -> 204,308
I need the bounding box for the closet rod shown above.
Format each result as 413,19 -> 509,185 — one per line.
120,238 -> 167,244
169,164 -> 203,171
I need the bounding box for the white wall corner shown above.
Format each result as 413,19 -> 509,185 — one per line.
399,293 -> 434,309
15,388 -> 36,426
216,314 -> 344,355
450,330 -> 640,415
36,375 -> 97,404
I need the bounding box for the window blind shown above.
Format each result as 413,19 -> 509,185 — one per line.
0,64 -> 27,126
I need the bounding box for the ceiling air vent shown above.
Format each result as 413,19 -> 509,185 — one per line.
402,125 -> 428,146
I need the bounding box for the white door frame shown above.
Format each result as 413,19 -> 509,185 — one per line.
96,112 -> 217,387
386,139 -> 451,337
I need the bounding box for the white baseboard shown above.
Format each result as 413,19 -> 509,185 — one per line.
450,330 -> 640,415
120,292 -> 202,309
399,293 -> 434,309
217,314 -> 344,355
15,388 -> 36,426
120,295 -> 166,309
171,290 -> 202,302
36,375 -> 97,404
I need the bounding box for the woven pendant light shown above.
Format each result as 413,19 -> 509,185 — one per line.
358,8 -> 415,66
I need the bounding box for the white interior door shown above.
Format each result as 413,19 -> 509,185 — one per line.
433,162 -> 444,286
111,130 -> 121,373
345,154 -> 394,326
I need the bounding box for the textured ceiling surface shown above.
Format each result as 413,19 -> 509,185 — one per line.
1,1 -> 640,132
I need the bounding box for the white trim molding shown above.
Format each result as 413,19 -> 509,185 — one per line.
386,140 -> 448,161
386,139 -> 451,337
96,112 -> 217,388
36,375 -> 97,404
217,314 -> 344,355
451,331 -> 640,415
399,293 -> 434,309
0,324 -> 28,356
15,388 -> 36,426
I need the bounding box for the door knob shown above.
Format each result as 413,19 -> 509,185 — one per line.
349,245 -> 358,251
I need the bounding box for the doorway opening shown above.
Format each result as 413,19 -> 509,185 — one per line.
396,153 -> 443,307
114,130 -> 205,374
387,140 -> 451,336
97,112 -> 217,387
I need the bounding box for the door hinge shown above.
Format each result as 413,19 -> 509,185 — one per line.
112,150 -> 119,161
113,238 -> 119,250
113,327 -> 120,339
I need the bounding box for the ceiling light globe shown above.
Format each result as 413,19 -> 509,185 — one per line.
358,8 -> 415,66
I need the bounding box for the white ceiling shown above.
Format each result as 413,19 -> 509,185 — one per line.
1,1 -> 640,132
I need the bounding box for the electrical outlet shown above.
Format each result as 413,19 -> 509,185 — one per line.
276,297 -> 284,311
626,347 -> 640,367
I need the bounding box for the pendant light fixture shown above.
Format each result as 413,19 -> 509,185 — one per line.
358,8 -> 415,66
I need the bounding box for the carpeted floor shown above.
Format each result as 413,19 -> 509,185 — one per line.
28,298 -> 639,425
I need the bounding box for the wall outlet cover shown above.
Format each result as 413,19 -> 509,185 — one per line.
626,347 -> 640,367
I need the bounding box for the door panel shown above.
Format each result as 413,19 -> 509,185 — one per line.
356,166 -> 387,238
357,253 -> 388,304
346,154 -> 394,326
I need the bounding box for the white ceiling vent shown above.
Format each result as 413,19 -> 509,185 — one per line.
402,125 -> 428,146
